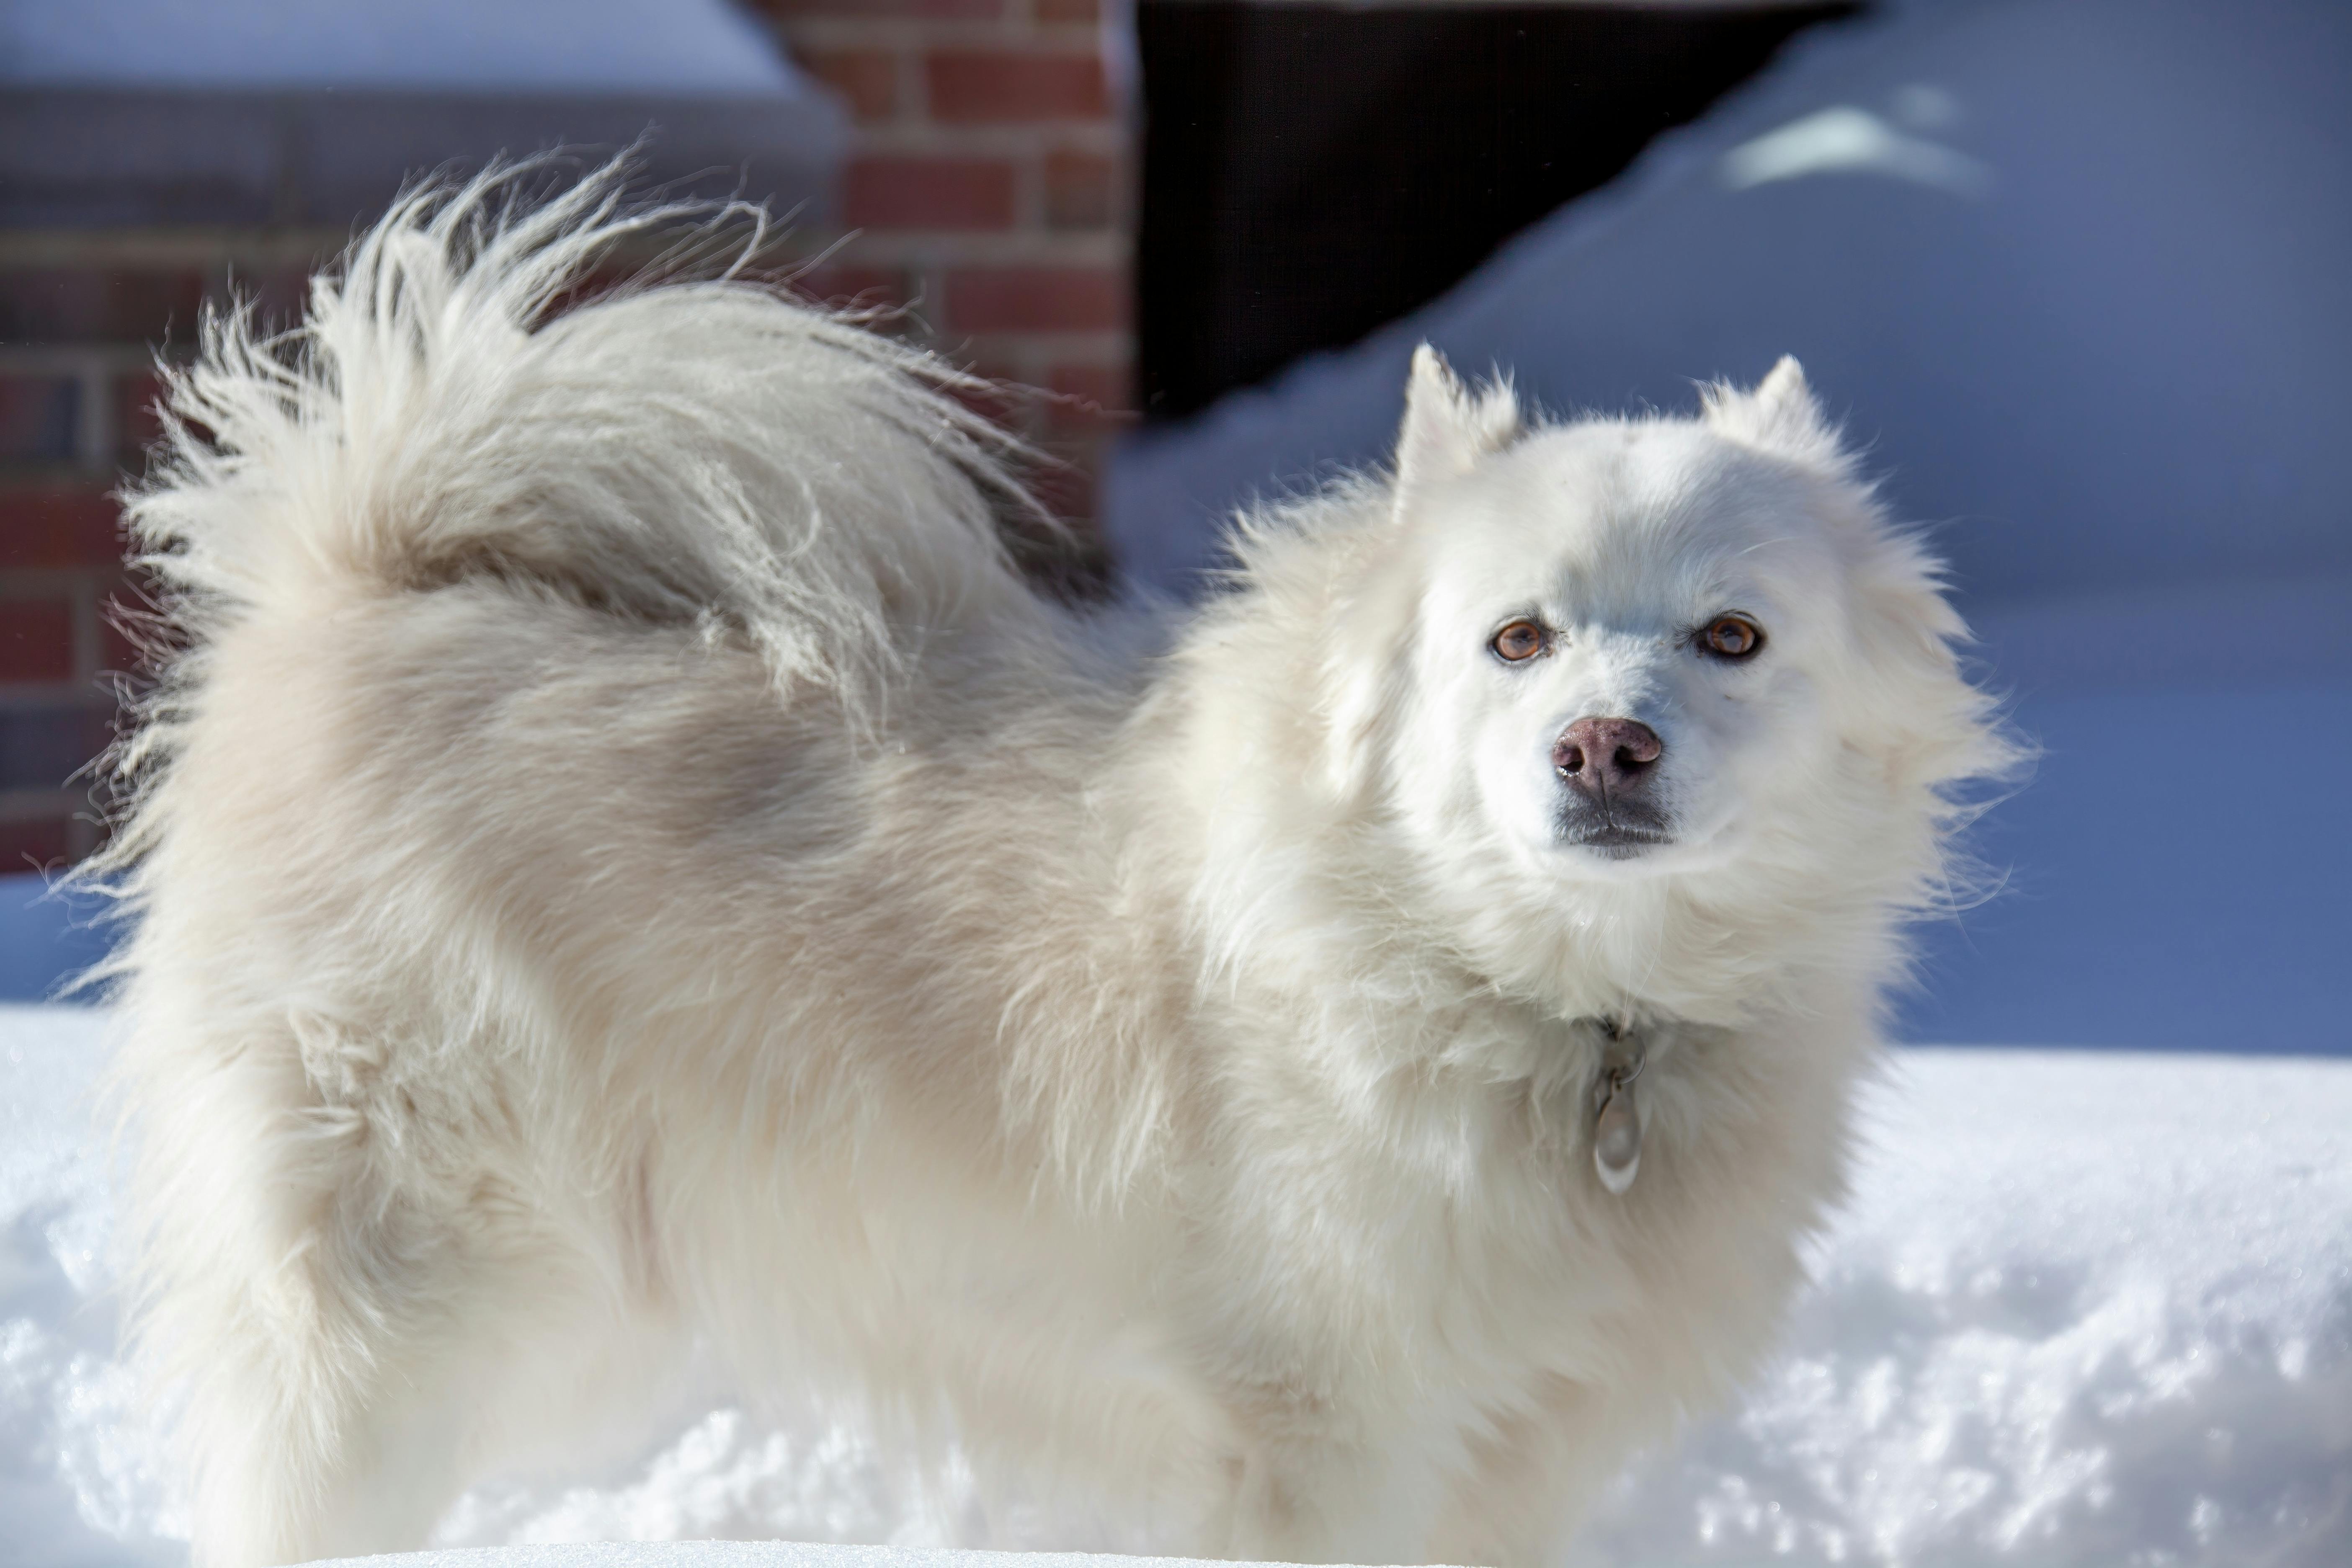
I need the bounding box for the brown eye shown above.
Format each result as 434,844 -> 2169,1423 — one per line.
1491,619 -> 1547,663
1700,614 -> 1764,660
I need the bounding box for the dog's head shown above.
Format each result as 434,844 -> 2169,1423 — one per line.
1297,348 -> 2003,972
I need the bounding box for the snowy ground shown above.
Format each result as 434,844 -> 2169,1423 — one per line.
5,1003 -> 2347,1567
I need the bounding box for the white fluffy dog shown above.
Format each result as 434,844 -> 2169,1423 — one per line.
97,169 -> 2010,1568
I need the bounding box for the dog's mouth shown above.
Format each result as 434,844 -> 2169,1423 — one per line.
1556,802 -> 1675,859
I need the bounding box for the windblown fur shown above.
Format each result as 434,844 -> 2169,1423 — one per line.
95,165 -> 2014,1567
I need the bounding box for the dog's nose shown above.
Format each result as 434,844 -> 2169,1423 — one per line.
1553,717 -> 1663,797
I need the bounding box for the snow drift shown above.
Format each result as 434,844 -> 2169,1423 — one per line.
6,1003 -> 2346,1565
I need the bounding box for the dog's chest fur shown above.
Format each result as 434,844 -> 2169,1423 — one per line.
1154,972 -> 1848,1437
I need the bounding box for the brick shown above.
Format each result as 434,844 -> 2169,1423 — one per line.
0,376 -> 78,464
101,601 -> 144,676
241,265 -> 319,333
117,370 -> 168,463
0,272 -> 102,343
790,263 -> 910,312
2,813 -> 70,873
1036,0 -> 1099,19
0,268 -> 208,345
1043,149 -> 1116,231
103,577 -> 171,676
958,374 -> 1035,423
944,369 -> 1030,433
0,597 -> 75,683
1044,362 -> 1132,434
927,51 -> 1109,124
1047,364 -> 1130,409
131,270 -> 217,344
0,488 -> 124,571
844,157 -> 1019,231
946,266 -> 1126,332
802,48 -> 899,121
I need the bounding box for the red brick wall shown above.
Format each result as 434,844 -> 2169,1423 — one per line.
0,244 -> 322,870
756,0 -> 1135,538
0,6 -> 1136,868
4,271 -> 158,867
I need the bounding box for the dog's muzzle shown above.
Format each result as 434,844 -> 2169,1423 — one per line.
1553,716 -> 1672,854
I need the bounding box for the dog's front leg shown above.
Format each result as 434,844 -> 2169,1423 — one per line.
1424,1374 -> 1643,1568
1217,1429 -> 1452,1565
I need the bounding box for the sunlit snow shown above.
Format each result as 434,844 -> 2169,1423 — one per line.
5,1004 -> 2347,1567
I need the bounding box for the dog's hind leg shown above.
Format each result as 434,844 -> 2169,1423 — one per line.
124,1019 -> 448,1564
125,1007 -> 665,1566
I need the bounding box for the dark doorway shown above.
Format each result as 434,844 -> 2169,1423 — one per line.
1136,1 -> 1860,420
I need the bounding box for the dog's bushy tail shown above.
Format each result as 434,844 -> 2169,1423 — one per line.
124,159 -> 1052,726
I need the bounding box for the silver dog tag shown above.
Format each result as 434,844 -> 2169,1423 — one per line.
1593,1078 -> 1640,1194
1591,1033 -> 1646,1195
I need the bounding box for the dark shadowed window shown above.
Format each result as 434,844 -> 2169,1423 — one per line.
1136,0 -> 1858,420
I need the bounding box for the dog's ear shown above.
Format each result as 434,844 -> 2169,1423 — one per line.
1394,345 -> 1519,511
1748,356 -> 1830,449
1704,356 -> 1846,469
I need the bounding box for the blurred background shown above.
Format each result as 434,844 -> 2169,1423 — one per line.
2,0 -> 2347,1051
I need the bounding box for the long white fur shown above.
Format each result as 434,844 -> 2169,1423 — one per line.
93,165 -> 2015,1568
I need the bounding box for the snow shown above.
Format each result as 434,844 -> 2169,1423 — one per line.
0,0 -> 807,94
5,1003 -> 2347,1566
1,876 -> 112,1007
0,0 -> 844,231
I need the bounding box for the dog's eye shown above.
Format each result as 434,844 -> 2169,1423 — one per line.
1491,619 -> 1547,663
1700,614 -> 1765,660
